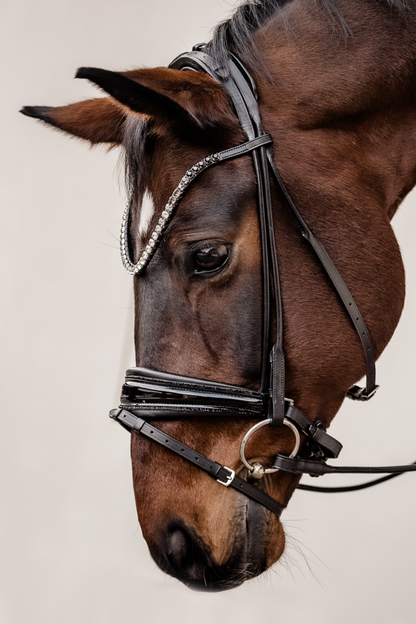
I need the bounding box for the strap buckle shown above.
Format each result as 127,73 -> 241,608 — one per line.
347,384 -> 379,401
217,467 -> 235,487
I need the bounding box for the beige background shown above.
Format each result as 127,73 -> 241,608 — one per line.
2,1 -> 416,622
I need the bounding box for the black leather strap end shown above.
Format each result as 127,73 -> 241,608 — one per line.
109,408 -> 145,432
230,476 -> 284,517
273,454 -> 332,476
347,384 -> 379,401
285,404 -> 342,459
311,425 -> 343,459
208,462 -> 223,479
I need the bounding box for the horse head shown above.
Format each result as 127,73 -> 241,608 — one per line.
21,0 -> 416,591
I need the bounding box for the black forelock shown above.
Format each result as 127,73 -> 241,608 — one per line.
123,0 -> 412,195
123,115 -> 150,205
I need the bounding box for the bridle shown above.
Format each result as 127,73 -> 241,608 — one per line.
110,45 -> 416,517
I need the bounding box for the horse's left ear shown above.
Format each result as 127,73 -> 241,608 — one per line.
75,66 -> 235,131
20,66 -> 237,144
20,97 -> 127,145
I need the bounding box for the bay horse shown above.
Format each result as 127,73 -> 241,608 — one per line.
21,0 -> 416,592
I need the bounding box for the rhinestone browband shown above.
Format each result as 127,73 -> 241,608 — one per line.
120,153 -> 221,275
120,134 -> 274,275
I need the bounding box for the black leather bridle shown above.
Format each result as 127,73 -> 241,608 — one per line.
110,45 -> 416,517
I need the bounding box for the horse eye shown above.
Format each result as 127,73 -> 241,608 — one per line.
193,243 -> 229,273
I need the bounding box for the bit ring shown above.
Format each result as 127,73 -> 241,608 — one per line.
240,418 -> 301,476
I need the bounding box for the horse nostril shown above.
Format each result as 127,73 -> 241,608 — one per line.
166,526 -> 190,570
162,523 -> 205,579
154,518 -> 267,591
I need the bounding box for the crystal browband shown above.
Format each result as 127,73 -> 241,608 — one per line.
120,134 -> 273,275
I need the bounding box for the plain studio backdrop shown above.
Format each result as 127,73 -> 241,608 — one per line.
2,1 -> 416,623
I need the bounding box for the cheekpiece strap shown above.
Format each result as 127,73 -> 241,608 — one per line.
170,46 -> 286,413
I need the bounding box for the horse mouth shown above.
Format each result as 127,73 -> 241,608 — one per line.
149,481 -> 284,591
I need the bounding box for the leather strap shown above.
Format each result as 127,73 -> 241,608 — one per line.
297,472 -> 409,493
227,57 -> 286,426
171,47 -> 378,402
120,368 -> 342,462
171,48 -> 286,427
217,134 -> 273,160
285,403 -> 342,459
110,408 -> 284,517
265,145 -> 378,400
227,49 -> 377,400
228,50 -> 377,401
273,454 -> 416,476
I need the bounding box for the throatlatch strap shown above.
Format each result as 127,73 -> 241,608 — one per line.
110,408 -> 284,518
266,155 -> 378,400
227,51 -> 377,401
226,51 -> 377,401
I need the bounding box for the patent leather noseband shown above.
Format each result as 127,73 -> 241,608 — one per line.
110,45 -> 416,517
109,366 -> 341,517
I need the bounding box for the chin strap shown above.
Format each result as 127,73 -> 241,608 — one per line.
110,408 -> 284,518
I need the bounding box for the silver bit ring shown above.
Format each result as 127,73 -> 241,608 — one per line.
240,418 -> 301,476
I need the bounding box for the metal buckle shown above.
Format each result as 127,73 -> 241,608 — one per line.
217,467 -> 235,487
347,384 -> 379,401
361,385 -> 380,400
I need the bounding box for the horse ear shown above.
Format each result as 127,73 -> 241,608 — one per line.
20,97 -> 126,145
20,66 -> 236,143
75,66 -> 235,131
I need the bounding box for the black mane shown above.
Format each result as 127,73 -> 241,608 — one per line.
206,0 -> 411,73
124,0 -> 411,199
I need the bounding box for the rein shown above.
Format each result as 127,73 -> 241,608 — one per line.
110,45 -> 416,516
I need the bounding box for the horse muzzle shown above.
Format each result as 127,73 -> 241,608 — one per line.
149,485 -> 284,592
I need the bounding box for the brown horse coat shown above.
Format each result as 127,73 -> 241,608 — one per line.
21,0 -> 416,590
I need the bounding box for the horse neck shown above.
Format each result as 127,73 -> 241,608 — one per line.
253,0 -> 416,222
227,1 -> 415,418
